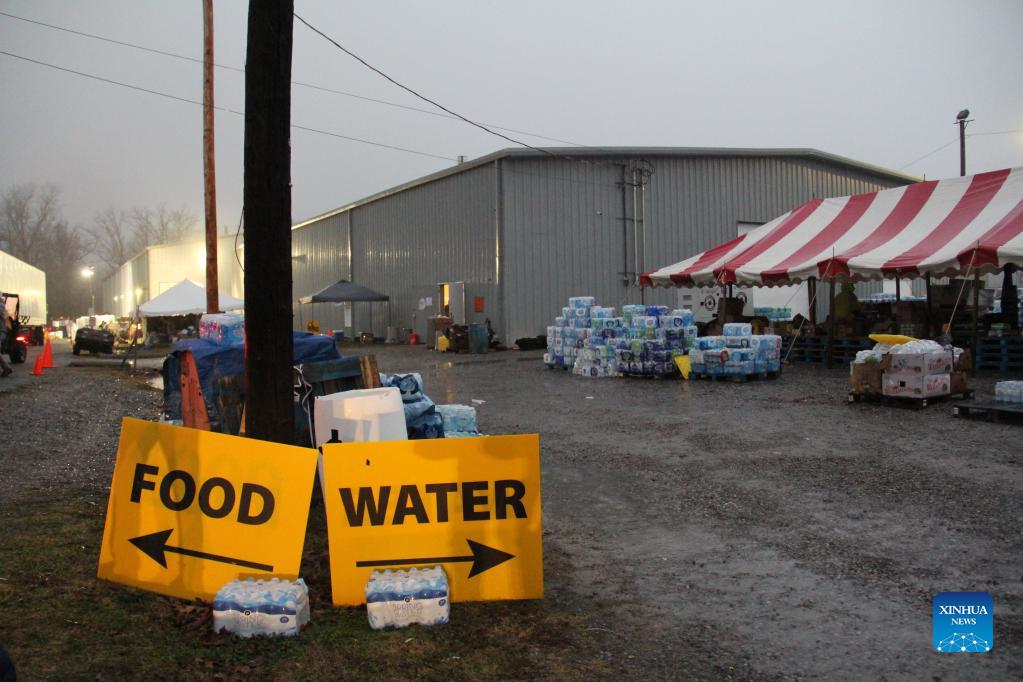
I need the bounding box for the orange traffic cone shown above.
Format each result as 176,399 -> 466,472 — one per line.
42,336 -> 55,368
32,352 -> 45,375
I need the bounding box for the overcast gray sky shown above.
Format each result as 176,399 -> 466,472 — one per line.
1,0 -> 1021,232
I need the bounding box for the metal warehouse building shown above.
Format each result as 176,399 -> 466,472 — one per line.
288,147 -> 918,343
98,235 -> 244,317
0,249 -> 47,324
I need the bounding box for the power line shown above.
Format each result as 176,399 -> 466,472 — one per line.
0,49 -> 224,110
0,49 -> 457,161
897,138 -> 958,170
0,9 -> 586,147
969,129 -> 1023,137
897,129 -> 1023,171
293,12 -> 561,159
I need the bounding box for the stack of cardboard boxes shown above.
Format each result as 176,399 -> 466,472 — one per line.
850,345 -> 971,400
881,349 -> 953,398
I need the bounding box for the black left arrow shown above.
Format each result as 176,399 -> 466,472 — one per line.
128,529 -> 273,572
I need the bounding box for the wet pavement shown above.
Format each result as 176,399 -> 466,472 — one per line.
2,341 -> 1020,679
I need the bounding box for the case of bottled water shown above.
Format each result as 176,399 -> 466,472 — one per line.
212,578 -> 310,638
366,566 -> 449,630
199,313 -> 245,346
994,380 -> 1023,403
436,404 -> 479,435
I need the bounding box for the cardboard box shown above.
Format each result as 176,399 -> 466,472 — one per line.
850,362 -> 883,394
955,348 -> 973,372
886,351 -> 953,376
950,371 -> 969,395
882,372 -> 951,398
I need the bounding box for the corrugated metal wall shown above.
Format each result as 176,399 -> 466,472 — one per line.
500,158 -> 623,341
291,211 -> 351,334
0,249 -> 47,323
500,154 -> 909,340
291,164 -> 499,339
290,151 -> 917,343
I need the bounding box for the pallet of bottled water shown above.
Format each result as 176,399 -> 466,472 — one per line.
689,323 -> 782,378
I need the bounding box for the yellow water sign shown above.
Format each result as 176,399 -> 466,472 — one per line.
322,435 -> 543,606
97,418 -> 319,601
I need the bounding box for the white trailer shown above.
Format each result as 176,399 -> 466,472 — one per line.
0,249 -> 47,324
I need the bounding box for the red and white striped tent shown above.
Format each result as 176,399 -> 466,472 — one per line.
642,167 -> 1023,288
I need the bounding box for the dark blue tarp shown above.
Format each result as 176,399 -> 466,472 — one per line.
161,332 -> 339,429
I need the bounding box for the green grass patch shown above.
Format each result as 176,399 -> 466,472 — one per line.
0,490 -> 610,680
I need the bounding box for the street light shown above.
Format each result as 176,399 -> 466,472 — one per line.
81,266 -> 95,315
955,108 -> 972,177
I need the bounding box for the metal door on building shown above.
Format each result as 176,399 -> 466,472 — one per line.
438,282 -> 466,325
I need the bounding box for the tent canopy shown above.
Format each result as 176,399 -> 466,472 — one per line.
138,279 -> 244,316
643,167 -> 1023,288
299,280 -> 389,304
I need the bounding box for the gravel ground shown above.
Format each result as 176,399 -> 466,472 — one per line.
2,340 -> 1020,679
0,342 -> 162,507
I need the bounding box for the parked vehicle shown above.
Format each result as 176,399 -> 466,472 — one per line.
1,293 -> 28,364
73,326 -> 115,355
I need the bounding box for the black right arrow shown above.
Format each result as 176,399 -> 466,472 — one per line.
129,529 -> 273,572
356,539 -> 514,578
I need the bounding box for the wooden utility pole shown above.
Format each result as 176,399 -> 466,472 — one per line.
243,0 -> 294,443
203,0 -> 219,313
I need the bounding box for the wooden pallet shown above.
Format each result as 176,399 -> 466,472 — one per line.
359,354 -> 382,388
620,371 -> 678,379
952,399 -> 1023,423
783,336 -> 871,364
975,337 -> 1023,372
849,389 -> 974,408
692,370 -> 781,383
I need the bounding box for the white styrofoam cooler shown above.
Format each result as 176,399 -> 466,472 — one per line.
313,387 -> 408,492
313,387 -> 408,449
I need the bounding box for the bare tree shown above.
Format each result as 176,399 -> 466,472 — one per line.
0,183 -> 90,317
87,207 -> 135,271
131,204 -> 198,247
44,222 -> 91,318
0,183 -> 64,265
87,203 -> 198,273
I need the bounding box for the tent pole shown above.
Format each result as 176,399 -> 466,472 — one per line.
971,268 -> 980,358
895,276 -> 901,302
1003,264 -> 1019,332
721,284 -> 728,325
827,278 -> 836,369
808,277 -> 817,326
925,273 -> 933,337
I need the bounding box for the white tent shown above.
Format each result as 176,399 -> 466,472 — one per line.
138,279 -> 244,316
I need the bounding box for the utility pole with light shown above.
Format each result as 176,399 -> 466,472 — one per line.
81,266 -> 95,316
955,109 -> 972,176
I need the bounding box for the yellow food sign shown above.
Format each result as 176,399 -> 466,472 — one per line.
322,435 -> 543,606
97,418 -> 319,601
